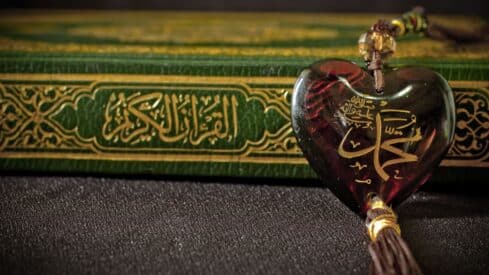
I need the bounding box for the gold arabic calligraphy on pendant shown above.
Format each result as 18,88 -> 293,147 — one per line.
337,96 -> 422,184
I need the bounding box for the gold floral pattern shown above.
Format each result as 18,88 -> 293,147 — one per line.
447,88 -> 489,162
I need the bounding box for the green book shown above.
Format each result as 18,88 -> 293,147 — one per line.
0,11 -> 488,180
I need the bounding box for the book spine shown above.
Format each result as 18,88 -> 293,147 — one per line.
0,73 -> 488,179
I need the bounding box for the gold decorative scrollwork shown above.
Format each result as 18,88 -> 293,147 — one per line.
0,84 -> 90,151
447,88 -> 489,162
0,75 -> 303,164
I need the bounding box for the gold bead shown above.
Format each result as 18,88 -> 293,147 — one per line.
371,31 -> 396,54
391,19 -> 405,36
358,31 -> 396,61
358,32 -> 372,61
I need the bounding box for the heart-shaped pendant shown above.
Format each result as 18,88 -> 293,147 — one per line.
291,59 -> 456,213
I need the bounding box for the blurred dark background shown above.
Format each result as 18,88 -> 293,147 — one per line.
1,0 -> 488,16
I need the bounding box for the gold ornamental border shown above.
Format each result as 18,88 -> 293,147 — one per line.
1,38 -> 489,59
3,73 -> 486,87
0,73 -> 303,164
0,73 -> 488,167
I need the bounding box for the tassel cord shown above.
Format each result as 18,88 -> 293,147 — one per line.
366,197 -> 423,275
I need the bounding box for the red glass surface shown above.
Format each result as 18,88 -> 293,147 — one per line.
291,59 -> 456,213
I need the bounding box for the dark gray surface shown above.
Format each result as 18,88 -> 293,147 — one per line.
1,176 -> 488,275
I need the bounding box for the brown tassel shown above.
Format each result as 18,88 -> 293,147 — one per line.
366,197 -> 423,275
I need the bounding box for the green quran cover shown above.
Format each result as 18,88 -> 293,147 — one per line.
0,11 -> 488,180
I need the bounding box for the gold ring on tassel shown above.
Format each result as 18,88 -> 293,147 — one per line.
367,199 -> 402,241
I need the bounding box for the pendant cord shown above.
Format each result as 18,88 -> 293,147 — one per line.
426,23 -> 489,43
358,6 -> 488,93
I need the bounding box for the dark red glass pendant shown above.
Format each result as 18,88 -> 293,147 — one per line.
291,59 -> 456,213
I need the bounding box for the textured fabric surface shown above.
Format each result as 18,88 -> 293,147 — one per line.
0,176 -> 488,275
